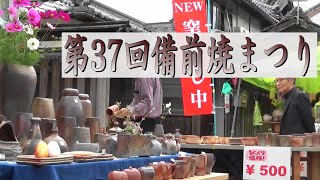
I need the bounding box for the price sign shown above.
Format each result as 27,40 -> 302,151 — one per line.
243,146 -> 291,180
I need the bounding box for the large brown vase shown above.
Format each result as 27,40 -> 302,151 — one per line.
0,64 -> 37,122
56,88 -> 84,127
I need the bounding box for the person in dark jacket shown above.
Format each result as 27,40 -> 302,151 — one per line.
275,78 -> 315,135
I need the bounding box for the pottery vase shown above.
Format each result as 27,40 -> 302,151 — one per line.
22,117 -> 42,155
44,127 -> 68,153
56,88 -> 84,127
0,64 -> 37,122
79,94 -> 92,124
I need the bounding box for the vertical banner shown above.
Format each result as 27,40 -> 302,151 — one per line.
172,0 -> 212,116
172,0 -> 208,32
181,78 -> 213,116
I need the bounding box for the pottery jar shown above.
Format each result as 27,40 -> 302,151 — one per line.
44,128 -> 68,153
257,133 -> 268,146
312,132 -> 320,147
85,116 -> 100,143
206,153 -> 216,174
72,126 -> 91,144
149,162 -> 165,180
31,97 -> 55,119
39,118 -> 56,139
153,124 -> 164,137
138,166 -> 155,180
93,133 -> 109,153
192,153 -> 207,176
108,170 -> 128,180
22,117 -> 42,155
57,116 -> 76,146
56,88 -> 84,127
162,134 -> 177,155
106,133 -> 118,155
13,112 -> 32,147
79,94 -> 92,123
303,133 -> 313,147
160,162 -> 173,180
123,167 -> 141,180
150,135 -> 162,156
190,157 -> 197,177
177,156 -> 191,178
279,135 -> 293,147
172,160 -> 188,179
268,133 -> 279,146
292,135 -> 304,147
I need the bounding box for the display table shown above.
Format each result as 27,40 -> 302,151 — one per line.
171,173 -> 229,180
181,143 -> 320,180
0,154 -> 179,180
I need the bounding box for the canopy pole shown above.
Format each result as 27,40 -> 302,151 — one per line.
231,78 -> 241,137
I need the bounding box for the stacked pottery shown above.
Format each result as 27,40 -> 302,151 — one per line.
56,88 -> 84,127
57,116 -> 76,146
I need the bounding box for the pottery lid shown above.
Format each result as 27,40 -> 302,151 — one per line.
62,88 -> 79,96
79,94 -> 89,100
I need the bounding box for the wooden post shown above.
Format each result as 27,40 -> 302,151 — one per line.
39,59 -> 49,97
96,79 -> 107,129
90,78 -> 97,116
307,152 -> 320,180
51,60 -> 61,107
292,151 -> 301,180
192,115 -> 201,136
77,78 -> 85,94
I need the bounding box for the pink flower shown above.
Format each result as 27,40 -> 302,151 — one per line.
12,21 -> 23,32
27,8 -> 41,26
39,11 -> 47,18
0,10 -> 4,16
13,0 -> 30,7
8,5 -> 18,17
59,11 -> 70,22
46,10 -> 59,19
5,23 -> 15,32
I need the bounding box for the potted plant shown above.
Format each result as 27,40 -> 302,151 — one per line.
271,98 -> 284,122
0,1 -> 70,121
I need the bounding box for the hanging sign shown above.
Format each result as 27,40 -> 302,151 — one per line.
243,146 -> 291,180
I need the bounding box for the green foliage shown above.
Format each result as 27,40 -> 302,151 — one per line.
0,28 -> 41,66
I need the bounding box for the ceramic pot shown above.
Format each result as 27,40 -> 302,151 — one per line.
85,116 -> 100,143
93,133 -> 109,153
263,114 -> 272,122
304,133 -> 313,147
206,153 -> 216,174
22,117 -> 42,155
312,132 -> 320,147
39,118 -> 56,139
161,162 -> 173,180
0,120 -> 22,161
108,170 -> 128,180
174,129 -> 181,139
0,64 -> 37,122
139,166 -> 155,180
161,134 -> 177,155
292,135 -> 304,147
57,116 -> 76,146
268,133 -> 279,146
193,153 -> 207,176
72,126 -> 91,144
177,156 -> 191,178
31,97 -> 55,119
56,88 -> 84,127
154,124 -> 164,137
79,94 -> 92,123
13,112 -> 32,146
279,135 -> 293,147
190,157 -> 197,177
150,135 -> 162,156
106,133 -> 117,155
44,128 -> 68,153
172,160 -> 188,179
72,142 -> 99,153
257,133 -> 268,146
149,162 -> 165,180
123,167 -> 141,180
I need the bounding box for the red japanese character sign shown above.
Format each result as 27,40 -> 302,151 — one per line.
243,146 -> 291,180
181,77 -> 213,116
172,0 -> 208,33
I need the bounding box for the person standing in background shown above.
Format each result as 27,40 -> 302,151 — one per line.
275,78 -> 315,135
126,78 -> 163,133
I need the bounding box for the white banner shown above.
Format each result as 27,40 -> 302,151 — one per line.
61,32 -> 317,78
243,146 -> 291,180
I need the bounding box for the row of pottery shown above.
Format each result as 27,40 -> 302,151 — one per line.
108,152 -> 216,180
105,133 -> 180,158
